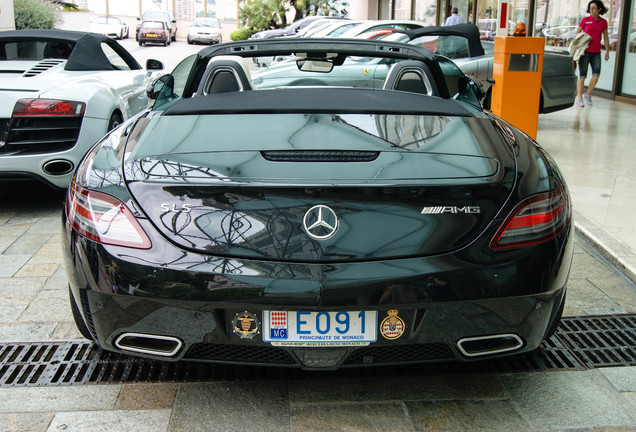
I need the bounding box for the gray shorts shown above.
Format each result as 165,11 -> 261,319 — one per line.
578,52 -> 601,77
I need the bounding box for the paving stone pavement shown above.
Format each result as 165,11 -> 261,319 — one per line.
1,184 -> 636,431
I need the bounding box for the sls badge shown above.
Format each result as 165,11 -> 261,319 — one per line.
232,311 -> 259,339
380,309 -> 405,340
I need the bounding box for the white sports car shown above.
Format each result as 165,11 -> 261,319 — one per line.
0,29 -> 163,189
89,16 -> 130,40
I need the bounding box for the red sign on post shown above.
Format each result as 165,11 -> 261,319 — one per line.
497,1 -> 509,37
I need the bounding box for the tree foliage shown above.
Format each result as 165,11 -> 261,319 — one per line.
14,0 -> 61,29
230,27 -> 256,41
289,0 -> 348,22
240,0 -> 347,31
240,0 -> 288,30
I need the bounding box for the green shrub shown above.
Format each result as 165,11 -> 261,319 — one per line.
14,0 -> 61,29
230,27 -> 255,41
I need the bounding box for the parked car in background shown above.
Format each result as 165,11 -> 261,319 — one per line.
250,16 -> 346,39
253,25 -> 574,113
138,20 -> 170,46
0,29 -> 163,189
187,17 -> 222,45
136,9 -> 177,42
385,24 -> 576,113
64,38 -> 572,371
89,16 -> 129,40
336,19 -> 429,38
309,20 -> 366,37
294,18 -> 349,37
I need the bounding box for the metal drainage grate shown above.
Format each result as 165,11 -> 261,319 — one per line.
556,315 -> 636,368
1,314 -> 634,387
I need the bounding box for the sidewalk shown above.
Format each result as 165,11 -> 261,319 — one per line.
537,96 -> 636,282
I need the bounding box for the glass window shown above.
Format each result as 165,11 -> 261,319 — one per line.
537,0 -> 619,91
477,0 -> 528,40
412,0 -> 437,24
393,0 -> 412,20
100,43 -> 131,70
621,2 -> 636,95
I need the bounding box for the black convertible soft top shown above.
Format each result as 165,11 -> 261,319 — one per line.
164,88 -> 472,117
401,23 -> 485,57
0,29 -> 141,71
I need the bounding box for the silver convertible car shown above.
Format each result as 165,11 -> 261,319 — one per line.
0,30 -> 163,189
253,24 -> 576,114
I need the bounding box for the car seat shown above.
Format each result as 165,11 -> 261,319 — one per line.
196,55 -> 253,95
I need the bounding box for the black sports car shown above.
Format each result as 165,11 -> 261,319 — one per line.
62,39 -> 573,370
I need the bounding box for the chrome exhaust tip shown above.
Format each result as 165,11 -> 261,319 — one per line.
42,159 -> 74,176
114,333 -> 182,357
456,334 -> 524,358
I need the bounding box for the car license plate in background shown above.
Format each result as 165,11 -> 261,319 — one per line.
263,311 -> 377,346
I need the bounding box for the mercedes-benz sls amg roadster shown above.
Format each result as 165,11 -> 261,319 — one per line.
62,38 -> 573,370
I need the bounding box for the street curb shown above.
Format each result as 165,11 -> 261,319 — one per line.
574,209 -> 636,284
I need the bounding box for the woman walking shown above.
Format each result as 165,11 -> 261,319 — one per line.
575,0 -> 610,107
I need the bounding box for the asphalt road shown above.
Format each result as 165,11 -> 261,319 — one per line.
117,37 -> 211,73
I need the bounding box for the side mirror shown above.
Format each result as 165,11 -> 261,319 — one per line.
146,58 -> 164,71
467,76 -> 486,101
456,76 -> 485,107
146,74 -> 172,99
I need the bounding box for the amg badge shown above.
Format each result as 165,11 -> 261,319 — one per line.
421,206 -> 480,214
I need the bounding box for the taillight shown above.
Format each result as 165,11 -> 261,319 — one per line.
13,98 -> 85,117
66,182 -> 151,249
490,185 -> 570,249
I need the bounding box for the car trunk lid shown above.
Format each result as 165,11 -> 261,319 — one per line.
124,113 -> 516,262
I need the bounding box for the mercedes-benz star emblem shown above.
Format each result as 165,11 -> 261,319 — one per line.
303,205 -> 338,240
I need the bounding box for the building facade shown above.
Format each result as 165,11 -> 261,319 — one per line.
356,0 -> 636,103
79,0 -> 636,103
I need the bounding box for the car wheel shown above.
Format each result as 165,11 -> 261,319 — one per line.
69,287 -> 94,341
139,40 -> 143,46
187,38 -> 193,45
108,112 -> 123,132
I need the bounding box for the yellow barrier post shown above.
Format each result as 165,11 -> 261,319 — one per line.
491,36 -> 545,140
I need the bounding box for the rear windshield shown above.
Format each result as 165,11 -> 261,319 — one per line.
142,21 -> 165,29
0,40 -> 74,60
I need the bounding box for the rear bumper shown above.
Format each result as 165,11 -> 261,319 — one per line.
63,211 -> 573,369
188,34 -> 222,43
75,285 -> 565,369
139,36 -> 168,44
0,117 -> 109,189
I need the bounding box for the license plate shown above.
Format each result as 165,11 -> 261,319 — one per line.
262,311 -> 377,346
147,33 -> 158,37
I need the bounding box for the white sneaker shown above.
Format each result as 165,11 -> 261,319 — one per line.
575,98 -> 585,107
583,94 -> 593,106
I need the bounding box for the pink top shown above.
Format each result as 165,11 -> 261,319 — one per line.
578,15 -> 608,53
